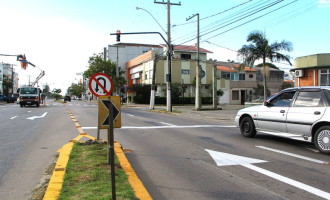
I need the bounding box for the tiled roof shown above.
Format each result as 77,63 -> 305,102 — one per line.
217,65 -> 258,72
217,66 -> 236,72
160,44 -> 213,53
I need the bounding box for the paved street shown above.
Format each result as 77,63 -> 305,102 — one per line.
0,100 -> 330,200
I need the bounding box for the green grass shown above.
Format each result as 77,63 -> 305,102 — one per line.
59,143 -> 137,200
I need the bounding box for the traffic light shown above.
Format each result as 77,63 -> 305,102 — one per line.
116,30 -> 121,42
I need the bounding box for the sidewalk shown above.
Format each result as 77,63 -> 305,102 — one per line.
125,103 -> 245,125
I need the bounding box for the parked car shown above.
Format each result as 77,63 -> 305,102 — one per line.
235,86 -> 330,154
0,94 -> 6,101
64,96 -> 71,102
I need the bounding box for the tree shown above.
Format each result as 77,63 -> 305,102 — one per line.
52,88 -> 62,100
2,75 -> 13,95
67,83 -> 84,97
238,31 -> 293,101
84,54 -> 126,91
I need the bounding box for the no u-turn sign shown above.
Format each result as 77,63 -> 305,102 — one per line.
88,73 -> 114,97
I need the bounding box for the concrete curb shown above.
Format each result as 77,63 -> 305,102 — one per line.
43,109 -> 152,200
115,142 -> 153,200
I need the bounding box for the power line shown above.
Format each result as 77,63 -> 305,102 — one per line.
178,0 -> 286,45
173,0 -> 283,44
173,0 -> 254,27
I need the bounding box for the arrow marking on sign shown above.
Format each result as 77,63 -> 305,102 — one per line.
101,100 -> 119,126
27,112 -> 48,120
205,149 -> 330,199
93,76 -> 109,95
95,77 -> 106,92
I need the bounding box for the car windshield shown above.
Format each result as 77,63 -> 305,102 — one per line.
20,88 -> 38,94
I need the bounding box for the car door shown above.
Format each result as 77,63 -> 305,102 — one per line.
256,90 -> 297,133
286,89 -> 326,137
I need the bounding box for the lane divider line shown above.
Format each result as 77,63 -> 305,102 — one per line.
43,109 -> 152,200
256,145 -> 329,164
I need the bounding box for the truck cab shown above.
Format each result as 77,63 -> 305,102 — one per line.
18,87 -> 42,107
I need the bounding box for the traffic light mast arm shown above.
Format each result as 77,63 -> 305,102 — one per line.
110,32 -> 170,47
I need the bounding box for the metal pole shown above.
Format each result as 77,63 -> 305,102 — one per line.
166,0 -> 172,112
212,65 -> 217,109
108,100 -> 116,200
149,54 -> 157,110
186,13 -> 201,110
196,13 -> 201,110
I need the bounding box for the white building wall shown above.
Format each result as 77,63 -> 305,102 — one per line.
108,44 -> 161,72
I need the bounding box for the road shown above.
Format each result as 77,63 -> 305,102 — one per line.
0,100 -> 329,200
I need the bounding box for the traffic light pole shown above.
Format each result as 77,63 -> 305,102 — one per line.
110,31 -> 173,111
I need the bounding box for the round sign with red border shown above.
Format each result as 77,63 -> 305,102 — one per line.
88,73 -> 114,97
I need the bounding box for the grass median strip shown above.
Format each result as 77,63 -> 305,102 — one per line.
59,142 -> 137,200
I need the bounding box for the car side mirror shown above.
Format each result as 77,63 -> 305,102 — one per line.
264,101 -> 272,107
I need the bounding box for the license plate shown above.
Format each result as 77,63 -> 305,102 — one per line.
27,102 -> 31,104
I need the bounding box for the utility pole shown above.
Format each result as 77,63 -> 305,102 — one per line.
149,53 -> 158,110
186,13 -> 201,110
154,0 -> 181,112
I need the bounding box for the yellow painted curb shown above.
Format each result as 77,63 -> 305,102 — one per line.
44,110 -> 152,200
115,142 -> 153,200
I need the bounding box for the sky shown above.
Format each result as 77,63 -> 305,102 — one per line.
0,0 -> 329,94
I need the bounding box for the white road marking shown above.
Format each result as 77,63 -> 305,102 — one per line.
256,146 -> 327,164
10,116 -> 18,119
28,111 -> 32,112
0,106 -> 6,108
26,112 -> 48,120
127,114 -> 134,117
206,149 -> 330,200
81,125 -> 235,130
160,122 -> 175,126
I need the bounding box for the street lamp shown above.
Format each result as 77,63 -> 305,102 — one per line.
136,7 -> 166,34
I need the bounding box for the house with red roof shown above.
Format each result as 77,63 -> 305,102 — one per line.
215,61 -> 285,105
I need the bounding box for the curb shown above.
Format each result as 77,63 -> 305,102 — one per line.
43,110 -> 152,200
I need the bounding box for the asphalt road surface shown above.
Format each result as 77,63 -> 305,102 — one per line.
0,100 -> 329,200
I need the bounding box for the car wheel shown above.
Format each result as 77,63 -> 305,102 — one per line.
20,104 -> 23,107
239,116 -> 256,138
314,126 -> 330,154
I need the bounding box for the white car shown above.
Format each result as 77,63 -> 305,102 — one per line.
235,86 -> 330,154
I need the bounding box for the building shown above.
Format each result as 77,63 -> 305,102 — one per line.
216,62 -> 285,105
107,43 -> 162,76
291,53 -> 330,87
126,45 -> 214,101
0,63 -> 18,95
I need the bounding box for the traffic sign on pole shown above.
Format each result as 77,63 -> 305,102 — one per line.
88,73 -> 114,97
98,96 -> 121,129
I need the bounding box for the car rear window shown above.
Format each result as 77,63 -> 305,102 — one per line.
293,91 -> 324,107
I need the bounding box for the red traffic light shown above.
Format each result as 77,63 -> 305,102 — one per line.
116,30 -> 121,42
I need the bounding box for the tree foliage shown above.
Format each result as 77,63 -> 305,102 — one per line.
238,30 -> 293,101
67,83 -> 84,97
84,54 -> 126,88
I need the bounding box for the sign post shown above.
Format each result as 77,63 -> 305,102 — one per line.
88,73 -> 118,200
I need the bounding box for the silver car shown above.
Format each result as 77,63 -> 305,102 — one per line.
235,86 -> 330,154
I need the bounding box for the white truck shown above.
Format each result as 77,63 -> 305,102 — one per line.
17,86 -> 42,107
17,60 -> 45,107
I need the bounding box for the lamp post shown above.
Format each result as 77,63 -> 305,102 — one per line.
136,7 -> 166,34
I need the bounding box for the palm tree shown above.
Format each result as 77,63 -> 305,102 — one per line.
238,31 -> 293,101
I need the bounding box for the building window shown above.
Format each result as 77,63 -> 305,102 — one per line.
230,73 -> 245,81
205,86 -> 210,89
182,69 -> 190,74
221,72 -> 230,79
181,54 -> 191,60
145,73 -> 148,80
320,69 -> 330,86
232,90 -> 239,100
